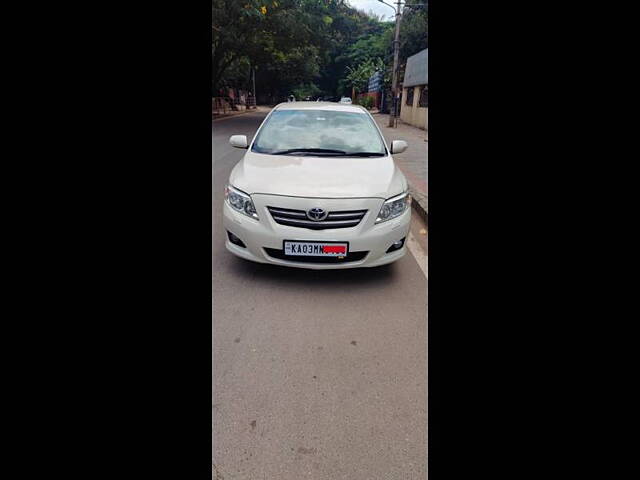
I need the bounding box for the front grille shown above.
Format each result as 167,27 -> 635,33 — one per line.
267,207 -> 367,230
264,248 -> 369,264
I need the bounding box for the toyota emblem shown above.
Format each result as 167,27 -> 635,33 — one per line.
307,207 -> 328,221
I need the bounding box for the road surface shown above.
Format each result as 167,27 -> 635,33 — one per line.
212,110 -> 427,480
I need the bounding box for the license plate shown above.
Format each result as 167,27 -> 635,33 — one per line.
283,241 -> 348,257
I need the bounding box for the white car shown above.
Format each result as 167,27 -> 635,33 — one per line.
224,102 -> 411,269
339,97 -> 352,104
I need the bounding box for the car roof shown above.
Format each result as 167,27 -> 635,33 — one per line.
274,101 -> 366,113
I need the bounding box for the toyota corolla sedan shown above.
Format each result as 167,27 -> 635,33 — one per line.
223,102 -> 411,269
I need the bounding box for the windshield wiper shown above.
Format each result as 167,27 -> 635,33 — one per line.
271,148 -> 346,155
270,148 -> 385,157
341,152 -> 386,157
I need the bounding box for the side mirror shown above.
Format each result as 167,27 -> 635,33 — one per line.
390,140 -> 408,154
229,135 -> 248,149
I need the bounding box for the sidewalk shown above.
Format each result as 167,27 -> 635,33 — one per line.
212,105 -> 270,121
372,113 -> 428,222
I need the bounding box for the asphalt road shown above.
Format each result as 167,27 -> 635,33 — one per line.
212,110 -> 427,480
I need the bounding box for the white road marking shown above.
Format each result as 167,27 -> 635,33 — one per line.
406,231 -> 427,278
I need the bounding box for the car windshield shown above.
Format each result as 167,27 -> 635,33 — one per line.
251,110 -> 387,156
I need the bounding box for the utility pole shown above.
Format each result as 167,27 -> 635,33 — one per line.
389,0 -> 402,127
252,67 -> 256,109
379,0 -> 426,127
379,0 -> 403,127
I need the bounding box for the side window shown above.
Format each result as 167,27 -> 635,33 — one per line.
405,87 -> 414,106
419,86 -> 428,108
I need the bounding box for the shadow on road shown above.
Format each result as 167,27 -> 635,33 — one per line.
227,256 -> 397,289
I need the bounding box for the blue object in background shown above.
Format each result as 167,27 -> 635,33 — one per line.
368,71 -> 383,93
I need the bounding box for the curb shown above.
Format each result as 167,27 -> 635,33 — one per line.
409,185 -> 428,226
212,108 -> 259,122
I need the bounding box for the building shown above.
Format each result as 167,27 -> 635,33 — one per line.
400,48 -> 428,130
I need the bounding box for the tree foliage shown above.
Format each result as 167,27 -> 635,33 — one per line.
399,5 -> 428,64
212,1 -> 426,101
343,57 -> 385,95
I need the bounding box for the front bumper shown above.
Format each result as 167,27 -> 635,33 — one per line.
223,194 -> 411,269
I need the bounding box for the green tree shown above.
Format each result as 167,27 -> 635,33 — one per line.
342,58 -> 385,96
292,83 -> 321,99
399,5 -> 428,62
212,0 -> 421,101
212,1 -> 264,91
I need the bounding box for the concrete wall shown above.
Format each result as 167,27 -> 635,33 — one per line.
400,86 -> 428,131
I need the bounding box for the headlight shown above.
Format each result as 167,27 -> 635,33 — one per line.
375,191 -> 410,224
225,185 -> 259,220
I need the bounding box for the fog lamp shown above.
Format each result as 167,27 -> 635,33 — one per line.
386,237 -> 406,253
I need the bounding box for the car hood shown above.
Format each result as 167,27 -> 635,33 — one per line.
229,151 -> 407,199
